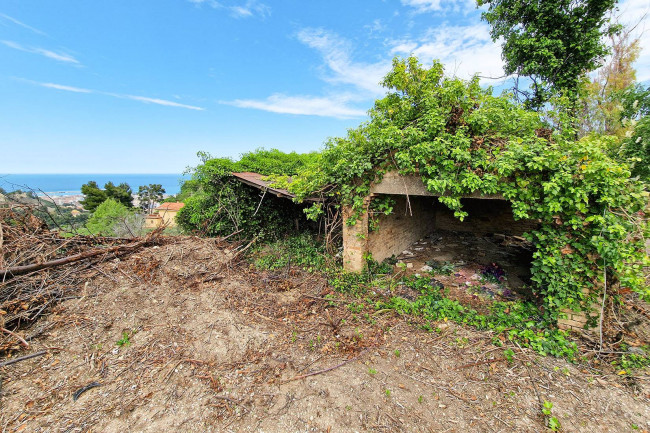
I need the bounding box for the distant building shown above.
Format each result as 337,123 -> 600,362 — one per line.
145,202 -> 184,228
70,209 -> 81,217
144,214 -> 163,229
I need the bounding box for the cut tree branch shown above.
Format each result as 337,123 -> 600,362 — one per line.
0,233 -> 158,279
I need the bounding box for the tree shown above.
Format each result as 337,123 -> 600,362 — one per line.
80,181 -> 134,211
104,182 -> 134,208
619,84 -> 650,183
80,181 -> 107,212
86,198 -> 131,236
480,0 -> 618,110
578,19 -> 642,137
137,184 -> 166,214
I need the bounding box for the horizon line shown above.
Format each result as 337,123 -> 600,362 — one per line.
1,172 -> 189,175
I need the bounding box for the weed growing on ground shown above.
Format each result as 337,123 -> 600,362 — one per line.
542,400 -> 561,431
425,260 -> 456,276
116,331 -> 131,347
251,233 -> 327,271
249,236 -> 581,360
504,348 -> 515,364
613,349 -> 650,375
378,275 -> 578,358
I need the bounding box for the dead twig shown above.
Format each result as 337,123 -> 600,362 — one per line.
455,357 -> 507,370
281,349 -> 368,383
0,350 -> 47,368
1,326 -> 29,348
0,234 -> 157,278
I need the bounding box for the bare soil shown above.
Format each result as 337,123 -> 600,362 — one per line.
1,237 -> 649,432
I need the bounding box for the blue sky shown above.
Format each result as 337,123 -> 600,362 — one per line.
1,0 -> 648,174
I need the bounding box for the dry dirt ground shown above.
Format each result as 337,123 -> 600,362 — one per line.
1,237 -> 649,432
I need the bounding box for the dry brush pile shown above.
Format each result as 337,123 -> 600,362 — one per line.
0,205 -> 164,355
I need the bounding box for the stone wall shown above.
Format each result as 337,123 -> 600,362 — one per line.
342,194 -> 540,271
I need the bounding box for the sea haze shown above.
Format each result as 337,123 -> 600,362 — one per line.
0,174 -> 189,196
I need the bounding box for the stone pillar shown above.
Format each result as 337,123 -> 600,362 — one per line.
342,198 -> 370,272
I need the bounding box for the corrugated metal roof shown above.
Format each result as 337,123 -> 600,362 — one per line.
231,172 -> 296,199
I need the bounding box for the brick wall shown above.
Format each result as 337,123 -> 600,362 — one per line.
367,195 -> 437,262
344,195 -> 540,269
557,287 -> 602,332
434,198 -> 538,236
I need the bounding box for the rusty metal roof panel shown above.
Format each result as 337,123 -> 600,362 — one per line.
231,172 -> 324,202
231,172 -> 295,199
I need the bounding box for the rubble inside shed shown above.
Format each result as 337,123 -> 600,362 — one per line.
389,229 -> 535,311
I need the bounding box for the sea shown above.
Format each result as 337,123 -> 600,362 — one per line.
0,174 -> 190,196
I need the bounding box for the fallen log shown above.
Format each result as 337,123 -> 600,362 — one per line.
0,235 -> 155,279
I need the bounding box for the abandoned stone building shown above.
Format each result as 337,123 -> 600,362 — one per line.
233,170 -> 537,273
341,171 -> 538,270
231,170 -> 606,330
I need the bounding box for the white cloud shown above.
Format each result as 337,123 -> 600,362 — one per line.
401,0 -> 444,12
390,23 -> 505,81
364,19 -> 385,35
120,95 -> 204,111
230,1 -> 270,18
0,13 -> 47,36
23,79 -> 205,111
401,0 -> 477,14
226,94 -> 366,118
188,0 -> 270,19
296,28 -> 390,96
35,48 -> 80,64
224,28 -> 391,118
223,23 -> 505,119
40,82 -> 92,93
1,40 -> 80,64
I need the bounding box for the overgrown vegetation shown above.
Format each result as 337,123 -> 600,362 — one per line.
177,56 -> 647,357
289,57 -> 648,322
251,233 -> 327,271
85,198 -> 147,237
619,83 -> 650,183
250,236 -> 580,359
177,149 -> 319,239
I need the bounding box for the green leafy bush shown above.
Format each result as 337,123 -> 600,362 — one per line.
251,233 -> 327,271
176,149 -> 319,239
86,198 -> 132,236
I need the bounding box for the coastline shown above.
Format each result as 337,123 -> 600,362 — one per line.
0,173 -> 188,197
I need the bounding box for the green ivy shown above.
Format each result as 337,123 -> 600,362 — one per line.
290,57 -> 649,320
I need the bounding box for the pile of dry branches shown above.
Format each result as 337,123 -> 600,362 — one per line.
0,204 -> 162,354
